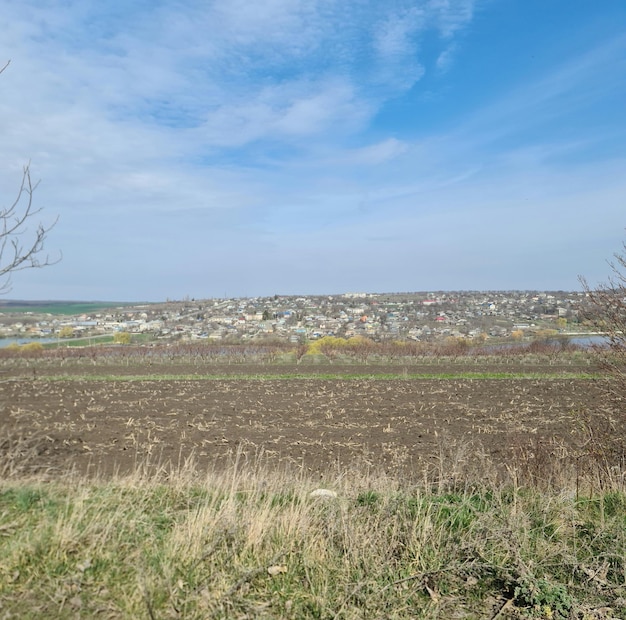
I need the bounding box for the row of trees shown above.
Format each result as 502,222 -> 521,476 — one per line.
0,334 -> 589,365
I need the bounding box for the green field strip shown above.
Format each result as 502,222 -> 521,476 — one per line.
23,371 -> 602,381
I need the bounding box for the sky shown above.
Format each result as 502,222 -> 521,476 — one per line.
1,0 -> 625,301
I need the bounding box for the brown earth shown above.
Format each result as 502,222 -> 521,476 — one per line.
0,362 -> 608,480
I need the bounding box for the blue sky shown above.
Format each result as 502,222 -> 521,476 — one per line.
1,0 -> 625,301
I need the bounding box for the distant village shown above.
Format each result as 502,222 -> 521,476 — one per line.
0,290 -> 592,345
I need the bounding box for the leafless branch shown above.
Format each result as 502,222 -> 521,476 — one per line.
0,164 -> 61,293
579,239 -> 626,403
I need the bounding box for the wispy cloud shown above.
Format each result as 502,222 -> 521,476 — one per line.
454,34 -> 626,151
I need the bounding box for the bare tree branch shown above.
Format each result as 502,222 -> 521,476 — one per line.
0,165 -> 61,293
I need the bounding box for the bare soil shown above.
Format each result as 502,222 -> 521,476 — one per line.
0,362 -> 606,479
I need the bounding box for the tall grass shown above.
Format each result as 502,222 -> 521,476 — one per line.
1,448 -> 624,619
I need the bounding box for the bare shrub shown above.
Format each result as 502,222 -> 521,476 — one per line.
580,239 -> 626,403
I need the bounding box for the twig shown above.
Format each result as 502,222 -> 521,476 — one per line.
333,566 -> 457,618
142,585 -> 157,620
187,530 -> 229,576
490,597 -> 514,620
379,566 -> 457,593
222,550 -> 288,599
333,580 -> 372,619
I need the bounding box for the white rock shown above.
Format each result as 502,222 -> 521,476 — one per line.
309,488 -> 338,499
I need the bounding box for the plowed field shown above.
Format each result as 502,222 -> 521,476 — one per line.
0,362 -> 606,479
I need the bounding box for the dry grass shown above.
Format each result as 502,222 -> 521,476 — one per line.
1,445 -> 625,619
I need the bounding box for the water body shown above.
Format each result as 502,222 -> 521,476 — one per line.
561,335 -> 608,347
480,334 -> 609,353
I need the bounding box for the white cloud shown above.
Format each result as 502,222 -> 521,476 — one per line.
374,7 -> 425,59
338,138 -> 410,165
436,43 -> 457,72
0,0 -> 477,155
274,81 -> 368,136
427,0 -> 475,38
208,0 -> 319,49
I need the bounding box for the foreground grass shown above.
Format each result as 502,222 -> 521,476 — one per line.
1,461 -> 624,619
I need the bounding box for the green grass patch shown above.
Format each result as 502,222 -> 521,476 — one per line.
43,335 -> 116,348
31,371 -> 601,382
0,301 -> 133,315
